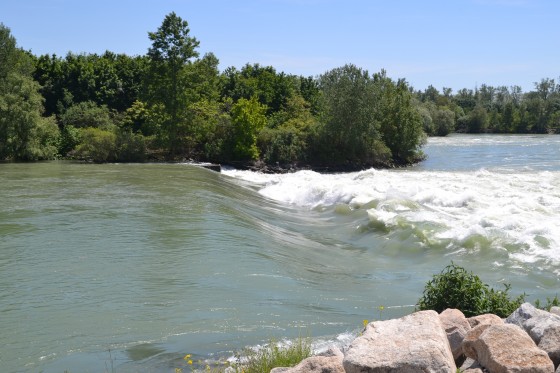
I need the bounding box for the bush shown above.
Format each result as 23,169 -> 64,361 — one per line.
60,101 -> 114,129
417,263 -> 525,317
73,127 -> 117,162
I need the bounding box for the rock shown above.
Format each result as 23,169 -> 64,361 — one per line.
439,308 -> 471,360
506,302 -> 560,344
551,306 -> 560,317
506,302 -> 548,328
463,324 -> 493,360
343,310 -> 456,373
460,357 -> 484,373
270,346 -> 344,373
465,323 -> 554,373
468,313 -> 504,328
539,325 -> 560,369
525,313 -> 560,344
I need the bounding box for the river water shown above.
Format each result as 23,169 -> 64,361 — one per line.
1,134 -> 559,373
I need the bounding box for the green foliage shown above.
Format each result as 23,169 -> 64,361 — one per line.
259,94 -> 317,165
464,105 -> 489,133
318,64 -> 379,164
146,12 -> 200,156
534,296 -> 560,311
220,64 -> 298,115
236,337 -> 312,373
59,101 -> 114,129
0,25 -> 58,161
230,96 -> 267,160
59,125 -> 81,157
73,127 -> 118,162
376,75 -> 426,164
116,129 -> 146,162
418,263 -> 525,317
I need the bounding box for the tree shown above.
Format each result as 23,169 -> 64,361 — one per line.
146,12 -> 200,156
317,64 -> 380,164
0,23 -> 59,160
376,76 -> 426,164
229,97 -> 267,160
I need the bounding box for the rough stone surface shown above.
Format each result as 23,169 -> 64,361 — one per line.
343,310 -> 456,373
467,323 -> 554,373
270,346 -> 344,373
506,302 -> 548,329
539,325 -> 560,369
460,357 -> 485,373
463,324 -> 493,360
439,308 -> 471,360
551,306 -> 560,317
525,313 -> 560,344
506,302 -> 560,344
468,313 -> 504,328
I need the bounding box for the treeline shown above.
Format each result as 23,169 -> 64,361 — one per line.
1,13 -> 558,167
415,82 -> 560,136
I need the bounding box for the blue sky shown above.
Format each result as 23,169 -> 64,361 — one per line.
1,0 -> 558,92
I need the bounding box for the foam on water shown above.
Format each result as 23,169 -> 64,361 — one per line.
223,168 -> 560,266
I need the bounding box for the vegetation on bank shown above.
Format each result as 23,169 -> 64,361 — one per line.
2,12 -> 558,167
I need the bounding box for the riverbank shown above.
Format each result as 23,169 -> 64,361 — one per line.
269,303 -> 560,373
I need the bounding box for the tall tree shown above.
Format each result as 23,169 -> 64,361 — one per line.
0,23 -> 59,160
146,12 -> 200,156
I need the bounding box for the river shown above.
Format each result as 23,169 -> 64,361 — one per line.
1,134 -> 559,373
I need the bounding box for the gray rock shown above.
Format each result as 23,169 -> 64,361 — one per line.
550,306 -> 560,317
539,325 -> 560,369
343,310 -> 456,373
506,302 -> 548,329
506,302 -> 560,344
439,308 -> 471,360
466,323 -> 554,373
525,313 -> 560,344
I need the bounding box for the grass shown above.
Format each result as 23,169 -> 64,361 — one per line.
231,336 -> 312,373
176,336 -> 312,373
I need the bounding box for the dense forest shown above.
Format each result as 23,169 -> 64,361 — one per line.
1,13 -> 559,168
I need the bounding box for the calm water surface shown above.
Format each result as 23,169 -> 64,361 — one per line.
1,134 -> 559,372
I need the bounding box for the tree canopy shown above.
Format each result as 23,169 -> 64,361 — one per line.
2,13 -> 559,166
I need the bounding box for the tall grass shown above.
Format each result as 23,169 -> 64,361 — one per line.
235,337 -> 312,373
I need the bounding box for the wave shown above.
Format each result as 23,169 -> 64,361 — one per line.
223,168 -> 560,266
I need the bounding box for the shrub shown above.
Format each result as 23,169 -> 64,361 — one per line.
73,127 -> 117,162
417,263 -> 525,317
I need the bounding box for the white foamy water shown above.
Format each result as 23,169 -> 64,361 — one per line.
224,137 -> 560,267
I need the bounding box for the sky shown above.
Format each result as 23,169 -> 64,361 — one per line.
1,0 -> 558,92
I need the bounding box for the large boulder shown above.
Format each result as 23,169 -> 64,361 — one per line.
343,310 -> 456,373
439,308 -> 471,360
550,306 -> 560,317
270,346 -> 344,373
506,302 -> 560,344
463,323 -> 554,373
539,325 -> 560,369
467,313 -> 504,328
462,324 -> 493,360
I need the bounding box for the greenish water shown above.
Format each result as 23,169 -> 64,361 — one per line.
1,134 -> 559,372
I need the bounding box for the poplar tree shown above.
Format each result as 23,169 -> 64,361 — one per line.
146,12 -> 200,156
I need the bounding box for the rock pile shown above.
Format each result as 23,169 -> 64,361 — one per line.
272,303 -> 560,373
